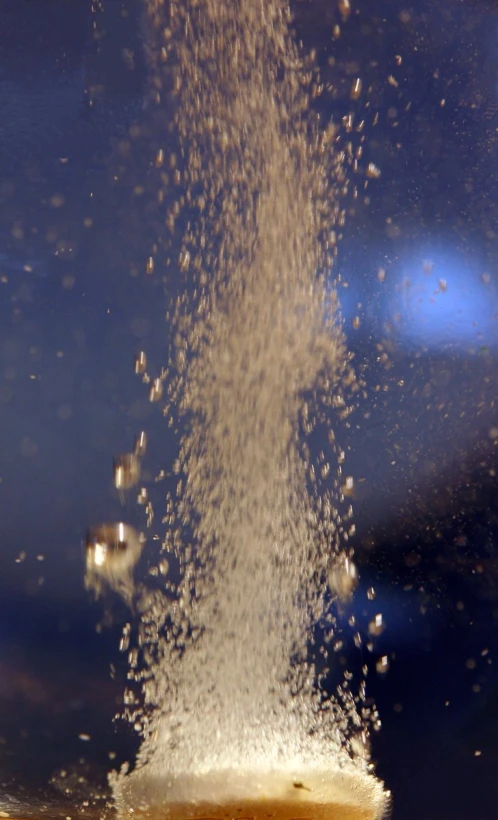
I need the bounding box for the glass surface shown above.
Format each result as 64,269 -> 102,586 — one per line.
0,1 -> 497,819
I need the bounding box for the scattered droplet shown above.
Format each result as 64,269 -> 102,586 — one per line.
120,623 -> 131,652
337,0 -> 351,22
149,378 -> 163,402
329,554 -> 358,603
114,453 -> 141,491
137,487 -> 148,505
366,162 -> 381,179
376,656 -> 389,675
85,523 -> 144,603
134,431 -> 148,457
135,351 -> 147,375
366,586 -> 376,601
368,613 -> 385,637
350,78 -> 362,100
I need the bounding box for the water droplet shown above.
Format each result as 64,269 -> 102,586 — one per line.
159,559 -> 169,576
85,523 -> 144,602
350,78 -> 362,100
137,487 -> 148,505
337,0 -> 351,22
114,453 -> 141,491
366,586 -> 376,601
366,162 -> 381,179
135,351 -> 147,375
134,431 -> 148,457
329,554 -> 358,602
120,623 -> 131,652
368,613 -> 385,637
149,378 -> 163,402
376,656 -> 389,675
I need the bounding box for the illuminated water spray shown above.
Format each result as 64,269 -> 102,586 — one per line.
88,0 -> 389,816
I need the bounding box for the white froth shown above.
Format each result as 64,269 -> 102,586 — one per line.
114,765 -> 388,817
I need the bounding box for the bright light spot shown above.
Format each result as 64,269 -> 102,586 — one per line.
388,244 -> 497,351
94,543 -> 106,567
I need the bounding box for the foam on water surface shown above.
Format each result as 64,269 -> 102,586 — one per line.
114,766 -> 388,818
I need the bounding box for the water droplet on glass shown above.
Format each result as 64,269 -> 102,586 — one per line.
367,586 -> 376,601
114,453 -> 141,491
134,431 -> 148,457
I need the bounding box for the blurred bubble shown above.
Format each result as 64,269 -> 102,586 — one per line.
84,522 -> 145,604
376,656 -> 389,675
149,378 -> 163,402
133,431 -> 148,457
329,554 -> 358,603
368,613 -> 385,637
135,351 -> 147,375
114,453 -> 141,491
137,487 -> 148,505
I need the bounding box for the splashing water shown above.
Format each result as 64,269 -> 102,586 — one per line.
105,0 -> 388,816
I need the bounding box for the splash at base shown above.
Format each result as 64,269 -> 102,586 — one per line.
113,765 -> 388,819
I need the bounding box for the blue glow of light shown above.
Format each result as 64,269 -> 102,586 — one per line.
388,244 -> 497,351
